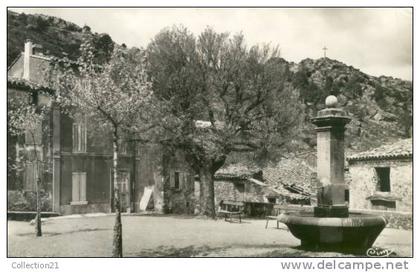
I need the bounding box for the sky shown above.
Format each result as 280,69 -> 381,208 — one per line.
11,8 -> 412,80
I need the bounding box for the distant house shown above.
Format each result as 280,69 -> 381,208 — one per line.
347,139 -> 412,212
214,165 -> 271,203
263,156 -> 315,205
162,160 -> 312,216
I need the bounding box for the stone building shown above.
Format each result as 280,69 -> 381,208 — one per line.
213,165 -> 274,204
346,138 -> 412,212
162,161 -> 312,215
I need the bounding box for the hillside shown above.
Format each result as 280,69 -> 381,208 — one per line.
7,11 -> 115,66
7,10 -> 412,154
291,58 -> 412,151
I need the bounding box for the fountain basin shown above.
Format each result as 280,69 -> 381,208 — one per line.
281,212 -> 387,253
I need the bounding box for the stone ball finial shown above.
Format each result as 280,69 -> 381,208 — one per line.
325,95 -> 338,108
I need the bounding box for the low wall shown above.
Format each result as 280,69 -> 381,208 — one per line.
244,203 -> 313,218
8,211 -> 60,221
60,203 -> 110,215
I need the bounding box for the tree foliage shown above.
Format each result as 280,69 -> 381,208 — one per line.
148,26 -> 302,217
47,36 -> 156,257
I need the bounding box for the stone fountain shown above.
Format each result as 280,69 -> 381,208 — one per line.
281,95 -> 387,253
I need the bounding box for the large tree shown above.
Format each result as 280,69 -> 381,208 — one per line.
147,26 -> 302,217
48,38 -> 156,257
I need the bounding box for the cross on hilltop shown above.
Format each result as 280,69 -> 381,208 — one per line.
322,46 -> 328,58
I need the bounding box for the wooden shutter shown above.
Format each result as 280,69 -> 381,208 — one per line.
80,173 -> 87,201
182,172 -> 188,189
169,171 -> 175,188
82,120 -> 87,152
72,173 -> 80,202
178,172 -> 183,189
81,122 -> 87,152
72,123 -> 79,152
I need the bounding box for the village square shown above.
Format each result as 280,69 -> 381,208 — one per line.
7,8 -> 412,258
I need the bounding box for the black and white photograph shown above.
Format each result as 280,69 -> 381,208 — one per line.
6,6 -> 413,262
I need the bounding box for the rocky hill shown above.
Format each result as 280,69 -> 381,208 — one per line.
290,58 -> 412,151
7,10 -> 114,66
7,10 -> 412,154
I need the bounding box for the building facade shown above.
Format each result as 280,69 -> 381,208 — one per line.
347,139 -> 412,213
8,40 -> 165,215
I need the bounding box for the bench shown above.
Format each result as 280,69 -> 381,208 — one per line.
265,204 -> 289,230
217,200 -> 244,223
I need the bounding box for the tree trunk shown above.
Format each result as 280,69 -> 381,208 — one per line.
35,176 -> 42,237
112,131 -> 123,257
31,132 -> 42,237
199,166 -> 216,219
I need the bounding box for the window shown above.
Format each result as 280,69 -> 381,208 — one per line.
235,183 -> 245,193
267,197 -> 276,204
72,172 -> 87,204
375,167 -> 391,192
174,172 -> 180,189
117,171 -> 130,194
72,122 -> 87,153
119,141 -> 128,155
345,189 -> 349,203
170,171 -> 187,190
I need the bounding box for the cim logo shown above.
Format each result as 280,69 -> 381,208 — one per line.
366,247 -> 394,257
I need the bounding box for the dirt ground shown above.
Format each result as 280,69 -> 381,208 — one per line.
7,214 -> 412,257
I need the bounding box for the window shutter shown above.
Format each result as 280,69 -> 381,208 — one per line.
72,173 -> 80,202
178,172 -> 183,189
73,123 -> 79,152
81,123 -> 87,152
182,172 -> 187,189
169,171 -> 175,188
80,173 -> 87,201
78,125 -> 82,151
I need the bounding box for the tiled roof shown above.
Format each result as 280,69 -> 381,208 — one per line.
7,76 -> 52,93
263,156 -> 315,194
214,163 -> 260,180
214,162 -> 311,200
347,138 -> 412,161
7,54 -> 51,84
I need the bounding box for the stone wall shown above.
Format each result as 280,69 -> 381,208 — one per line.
214,179 -> 271,204
214,180 -> 246,203
162,150 -> 196,214
348,158 -> 412,212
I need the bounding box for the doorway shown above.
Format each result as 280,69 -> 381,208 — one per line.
111,169 -> 131,212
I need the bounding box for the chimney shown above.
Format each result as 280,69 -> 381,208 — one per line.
23,39 -> 33,80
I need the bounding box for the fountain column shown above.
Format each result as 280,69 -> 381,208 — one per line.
312,95 -> 351,217
280,95 -> 387,252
